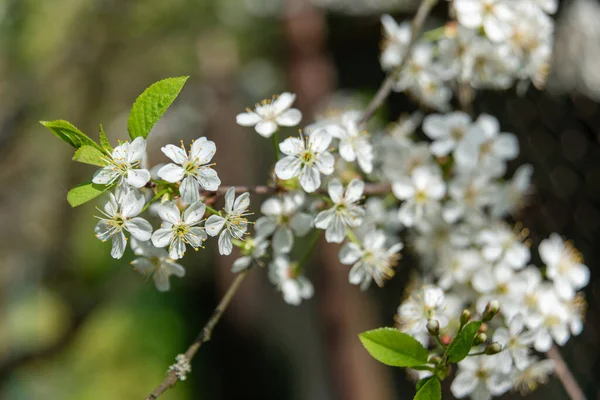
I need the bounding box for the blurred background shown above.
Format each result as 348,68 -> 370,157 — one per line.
0,0 -> 599,399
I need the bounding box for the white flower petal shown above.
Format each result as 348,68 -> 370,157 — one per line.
275,156 -> 301,180
184,201 -> 206,225
255,121 -> 278,138
111,231 -> 127,259
190,138 -> 216,165
158,163 -> 185,183
205,215 -> 226,237
218,230 -> 233,255
236,112 -> 261,126
161,144 -> 188,164
180,176 -> 200,204
276,109 -> 302,126
125,217 -> 153,241
126,168 -> 150,188
152,228 -> 174,248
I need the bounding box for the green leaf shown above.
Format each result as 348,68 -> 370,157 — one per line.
99,124 -> 112,153
127,76 -> 189,140
447,321 -> 482,363
72,145 -> 108,167
67,182 -> 111,207
414,377 -> 441,400
359,328 -> 429,367
40,120 -> 103,151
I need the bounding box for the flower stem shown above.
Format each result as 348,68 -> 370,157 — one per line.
345,229 -> 360,244
298,230 -> 321,269
205,205 -> 220,215
141,189 -> 169,213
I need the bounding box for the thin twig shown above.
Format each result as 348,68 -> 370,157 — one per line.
359,0 -> 439,124
145,270 -> 249,400
546,345 -> 586,400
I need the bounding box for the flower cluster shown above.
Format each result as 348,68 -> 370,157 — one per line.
381,0 -> 556,110
91,134 -> 254,291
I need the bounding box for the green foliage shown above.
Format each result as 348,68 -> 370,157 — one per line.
99,124 -> 112,153
67,182 -> 112,207
414,377 -> 441,400
127,76 -> 189,140
40,120 -> 104,151
73,145 -> 108,167
359,328 -> 429,367
447,321 -> 482,363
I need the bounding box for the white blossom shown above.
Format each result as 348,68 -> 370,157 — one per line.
268,256 -> 314,305
130,239 -> 185,292
231,236 -> 269,273
314,178 -> 365,243
380,15 -> 411,71
205,188 -> 251,256
236,92 -> 302,138
530,287 -> 571,351
157,137 -> 221,204
151,201 -> 207,259
255,192 -> 312,254
92,137 -> 150,189
274,130 -> 334,193
422,111 -> 475,157
323,111 -> 374,174
94,190 -> 152,259
477,224 -> 530,270
493,314 -> 534,373
339,230 -> 402,290
454,0 -> 515,42
392,166 -> 446,227
397,285 -> 449,344
451,355 -> 513,400
455,114 -> 519,177
539,233 -> 589,299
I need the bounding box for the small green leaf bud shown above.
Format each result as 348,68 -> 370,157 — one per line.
473,332 -> 487,346
485,342 -> 503,355
428,354 -> 442,364
460,309 -> 471,326
427,319 -> 440,336
482,300 -> 500,322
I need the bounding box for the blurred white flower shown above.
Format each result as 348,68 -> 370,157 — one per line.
392,166 -> 446,227
231,236 -> 269,272
451,355 -> 513,399
131,239 -> 185,292
315,178 -> 365,243
268,256 -> 314,305
493,314 -> 534,373
339,229 -> 402,290
255,192 -> 312,254
454,0 -> 515,42
236,92 -> 302,137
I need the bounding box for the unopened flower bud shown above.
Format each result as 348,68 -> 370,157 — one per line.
485,342 -> 503,355
473,333 -> 487,346
460,309 -> 471,326
427,319 -> 440,336
482,300 -> 500,322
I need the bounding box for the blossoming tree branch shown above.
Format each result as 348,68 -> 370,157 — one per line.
42,0 -> 589,399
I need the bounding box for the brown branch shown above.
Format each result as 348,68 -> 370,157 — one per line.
145,270 -> 249,400
546,345 -> 586,400
359,0 -> 439,124
203,183 -> 391,196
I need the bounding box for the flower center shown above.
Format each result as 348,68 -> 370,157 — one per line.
300,150 -> 315,165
